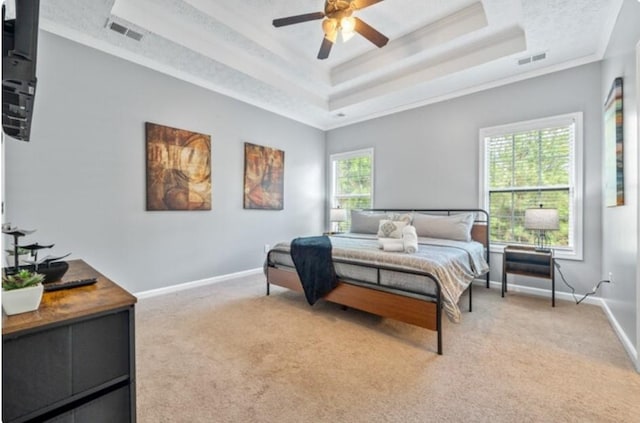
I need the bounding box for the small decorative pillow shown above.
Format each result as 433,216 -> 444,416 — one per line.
377,219 -> 407,239
388,213 -> 412,225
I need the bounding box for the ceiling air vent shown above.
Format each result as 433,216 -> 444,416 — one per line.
532,52 -> 546,62
105,19 -> 144,42
517,52 -> 546,66
517,56 -> 531,66
126,30 -> 143,41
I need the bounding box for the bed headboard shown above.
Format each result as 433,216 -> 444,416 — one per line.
470,221 -> 489,247
361,209 -> 490,249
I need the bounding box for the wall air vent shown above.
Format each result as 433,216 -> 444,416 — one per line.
105,19 -> 143,42
517,52 -> 546,66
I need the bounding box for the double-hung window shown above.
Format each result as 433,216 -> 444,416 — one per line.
329,148 -> 374,232
479,113 -> 583,260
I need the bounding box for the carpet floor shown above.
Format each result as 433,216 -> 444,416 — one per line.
136,274 -> 640,422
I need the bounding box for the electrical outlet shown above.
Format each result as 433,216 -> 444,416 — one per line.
264,244 -> 270,254
608,272 -> 614,283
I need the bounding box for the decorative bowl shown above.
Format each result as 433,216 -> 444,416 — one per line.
3,261 -> 69,284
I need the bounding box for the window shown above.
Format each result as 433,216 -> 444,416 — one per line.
479,113 -> 583,260
329,148 -> 374,232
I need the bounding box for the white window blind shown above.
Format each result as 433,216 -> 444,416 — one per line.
480,113 -> 583,259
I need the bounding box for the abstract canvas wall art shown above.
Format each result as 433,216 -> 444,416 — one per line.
146,122 -> 211,211
604,77 -> 624,207
243,142 -> 284,210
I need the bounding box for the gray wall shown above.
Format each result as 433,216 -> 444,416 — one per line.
327,62 -> 604,295
3,31 -> 326,293
601,0 -> 640,351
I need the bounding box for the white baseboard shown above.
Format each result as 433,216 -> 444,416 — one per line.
475,279 -> 602,305
134,267 -> 263,299
599,298 -> 640,372
474,279 -> 639,371
473,278 -> 602,305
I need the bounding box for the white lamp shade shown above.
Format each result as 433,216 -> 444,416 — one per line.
524,208 -> 559,230
330,208 -> 347,222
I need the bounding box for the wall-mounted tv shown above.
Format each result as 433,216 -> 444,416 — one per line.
2,0 -> 40,142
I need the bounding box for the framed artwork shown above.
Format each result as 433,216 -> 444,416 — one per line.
604,77 -> 624,207
146,122 -> 211,211
243,142 -> 284,210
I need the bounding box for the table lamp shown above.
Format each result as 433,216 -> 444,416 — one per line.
329,207 -> 347,233
524,204 -> 559,252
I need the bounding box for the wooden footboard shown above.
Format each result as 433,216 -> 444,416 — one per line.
267,266 -> 442,352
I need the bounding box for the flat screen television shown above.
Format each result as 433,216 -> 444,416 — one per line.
2,0 -> 40,142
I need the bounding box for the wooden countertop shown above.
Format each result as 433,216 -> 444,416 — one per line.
2,259 -> 137,336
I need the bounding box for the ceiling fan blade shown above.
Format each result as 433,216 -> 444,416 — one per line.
317,37 -> 334,60
354,17 -> 389,48
352,0 -> 384,10
273,12 -> 325,27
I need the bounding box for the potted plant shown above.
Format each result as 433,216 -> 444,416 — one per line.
2,269 -> 45,315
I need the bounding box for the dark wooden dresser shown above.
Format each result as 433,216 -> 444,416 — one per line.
2,260 -> 137,423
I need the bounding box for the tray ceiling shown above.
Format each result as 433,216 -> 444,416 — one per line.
39,0 -> 623,129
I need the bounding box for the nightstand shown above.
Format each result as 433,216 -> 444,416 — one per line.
502,245 -> 555,307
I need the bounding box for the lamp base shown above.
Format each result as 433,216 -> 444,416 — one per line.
534,230 -> 552,253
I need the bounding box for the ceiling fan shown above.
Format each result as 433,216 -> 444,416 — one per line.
272,0 -> 389,60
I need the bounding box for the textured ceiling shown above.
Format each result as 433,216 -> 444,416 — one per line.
39,0 -> 623,129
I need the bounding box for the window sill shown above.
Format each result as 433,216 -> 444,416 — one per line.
490,243 -> 582,261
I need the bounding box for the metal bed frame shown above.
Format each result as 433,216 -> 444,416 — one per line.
266,209 -> 490,355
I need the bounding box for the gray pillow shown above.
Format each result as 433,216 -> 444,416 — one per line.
350,210 -> 388,234
412,213 -> 474,242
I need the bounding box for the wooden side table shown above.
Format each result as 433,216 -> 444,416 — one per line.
502,245 -> 555,307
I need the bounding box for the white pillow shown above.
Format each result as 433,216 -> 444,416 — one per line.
377,219 -> 407,239
350,210 -> 388,234
412,213 -> 474,242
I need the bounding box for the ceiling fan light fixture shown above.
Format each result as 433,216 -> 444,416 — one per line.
340,16 -> 356,42
273,0 -> 388,59
341,30 -> 355,43
322,18 -> 338,35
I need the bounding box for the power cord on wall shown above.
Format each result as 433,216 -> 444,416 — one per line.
554,261 -> 610,305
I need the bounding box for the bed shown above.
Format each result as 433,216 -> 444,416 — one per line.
265,209 -> 490,354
